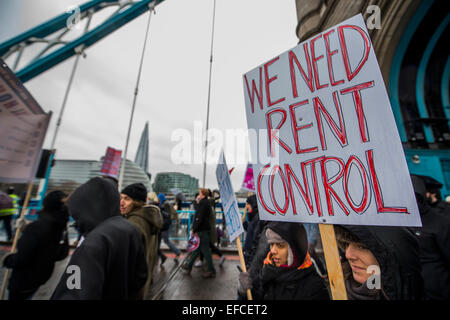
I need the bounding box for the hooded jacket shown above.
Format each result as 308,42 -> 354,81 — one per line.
125,204 -> 163,296
251,222 -> 329,300
337,225 -> 424,300
3,191 -> 69,293
51,177 -> 147,300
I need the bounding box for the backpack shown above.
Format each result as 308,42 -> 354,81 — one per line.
169,203 -> 178,221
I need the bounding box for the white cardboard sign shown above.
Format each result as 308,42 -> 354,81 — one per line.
216,150 -> 245,241
242,14 -> 421,227
0,60 -> 51,183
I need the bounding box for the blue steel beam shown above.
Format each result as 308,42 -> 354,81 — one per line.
0,0 -> 115,56
0,0 -> 164,82
388,0 -> 434,143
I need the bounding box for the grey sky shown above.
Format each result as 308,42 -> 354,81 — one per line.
0,0 -> 298,190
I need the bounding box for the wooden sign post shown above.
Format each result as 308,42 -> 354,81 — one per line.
216,150 -> 251,299
236,236 -> 253,300
319,224 -> 348,300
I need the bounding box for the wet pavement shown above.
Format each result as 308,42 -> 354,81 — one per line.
0,245 -> 241,300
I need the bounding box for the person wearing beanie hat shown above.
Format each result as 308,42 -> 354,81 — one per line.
121,183 -> 147,206
238,222 -> 329,300
120,183 -> 163,297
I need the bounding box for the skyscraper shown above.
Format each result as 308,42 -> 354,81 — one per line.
135,121 -> 149,174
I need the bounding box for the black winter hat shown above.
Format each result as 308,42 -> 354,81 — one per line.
121,183 -> 147,202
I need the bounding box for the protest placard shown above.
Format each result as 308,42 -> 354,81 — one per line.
0,59 -> 51,183
216,150 -> 244,242
0,59 -> 51,299
100,146 -> 122,178
242,14 -> 421,227
241,163 -> 255,192
216,150 -> 251,299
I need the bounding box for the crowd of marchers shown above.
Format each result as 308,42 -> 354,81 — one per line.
0,173 -> 449,300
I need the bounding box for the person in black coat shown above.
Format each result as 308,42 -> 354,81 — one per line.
239,221 -> 329,300
2,190 -> 69,300
410,174 -> 450,300
182,188 -> 216,278
51,177 -> 148,300
335,224 -> 424,300
243,194 -> 261,267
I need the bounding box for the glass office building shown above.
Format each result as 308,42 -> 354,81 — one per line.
152,172 -> 199,196
47,158 -> 152,195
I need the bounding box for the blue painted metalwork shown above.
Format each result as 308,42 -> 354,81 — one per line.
442,57 -> 450,117
404,149 -> 450,197
0,0 -> 165,82
0,0 -> 111,56
415,13 -> 450,142
388,0 -> 434,142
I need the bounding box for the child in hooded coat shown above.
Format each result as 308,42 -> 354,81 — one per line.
239,221 -> 329,300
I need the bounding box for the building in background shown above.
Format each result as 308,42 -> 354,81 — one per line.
135,121 -> 150,175
152,172 -> 199,196
294,0 -> 450,197
47,158 -> 152,195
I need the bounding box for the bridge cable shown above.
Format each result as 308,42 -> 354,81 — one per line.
202,0 -> 217,188
118,2 -> 156,190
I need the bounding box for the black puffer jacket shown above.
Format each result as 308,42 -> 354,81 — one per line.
3,191 -> 69,293
192,198 -> 211,233
252,222 -> 329,300
338,225 -> 424,300
51,177 -> 148,300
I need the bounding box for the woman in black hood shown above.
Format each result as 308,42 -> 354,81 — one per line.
239,221 -> 329,300
2,190 -> 69,300
335,225 -> 424,300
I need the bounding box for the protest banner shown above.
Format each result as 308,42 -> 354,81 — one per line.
100,146 -> 122,178
242,14 -> 421,300
216,150 -> 251,299
0,59 -> 51,183
241,163 -> 255,192
0,59 -> 51,299
242,14 -> 421,227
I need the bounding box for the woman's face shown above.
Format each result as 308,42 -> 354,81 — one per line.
345,242 -> 379,284
269,242 -> 289,267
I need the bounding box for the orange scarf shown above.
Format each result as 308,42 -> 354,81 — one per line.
264,251 -> 312,270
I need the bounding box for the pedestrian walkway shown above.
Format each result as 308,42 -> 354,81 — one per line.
0,246 -> 241,300
149,252 -> 240,300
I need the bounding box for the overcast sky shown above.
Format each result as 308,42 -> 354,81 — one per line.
0,0 -> 298,191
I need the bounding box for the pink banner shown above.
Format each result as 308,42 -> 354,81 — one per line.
100,147 -> 122,178
241,163 -> 255,192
